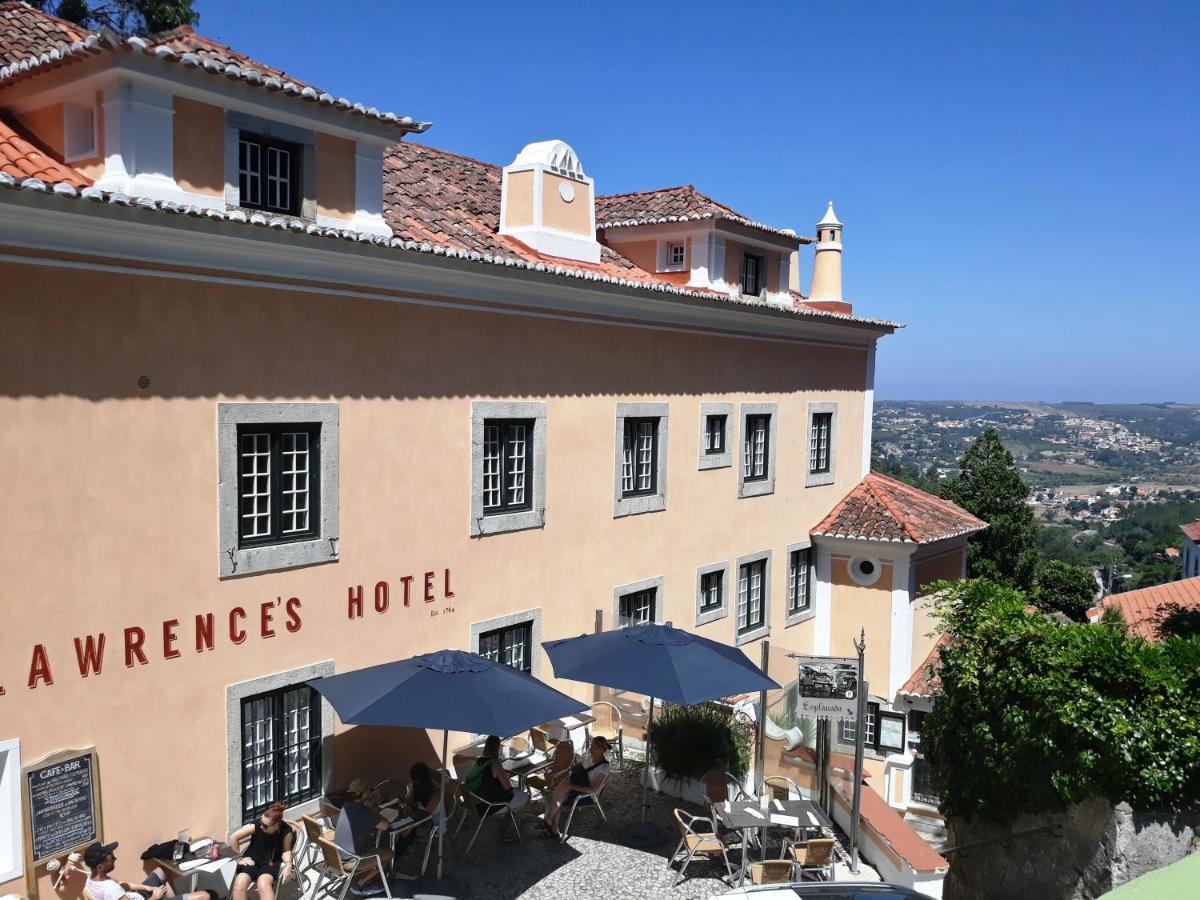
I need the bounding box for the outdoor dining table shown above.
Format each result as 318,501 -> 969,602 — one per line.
153,844 -> 238,899
538,712 -> 596,751
716,797 -> 833,886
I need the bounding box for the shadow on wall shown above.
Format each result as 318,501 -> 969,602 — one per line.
0,264 -> 868,401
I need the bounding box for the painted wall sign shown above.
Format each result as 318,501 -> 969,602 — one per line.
23,749 -> 100,865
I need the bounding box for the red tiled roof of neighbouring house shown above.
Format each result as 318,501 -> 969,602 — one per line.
1180,520 -> 1200,542
1091,576 -> 1200,641
0,1 -> 88,66
0,112 -> 89,187
812,473 -> 987,544
898,633 -> 949,698
597,184 -> 811,242
146,25 -> 306,86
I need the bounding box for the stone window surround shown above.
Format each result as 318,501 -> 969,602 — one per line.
784,539 -> 816,627
695,561 -> 729,627
469,607 -> 544,679
217,402 -> 340,579
470,401 -> 548,537
613,402 -> 669,518
698,401 -> 734,470
737,402 -> 779,498
733,549 -> 772,646
224,111 -> 318,220
224,659 -> 335,834
806,401 -> 838,488
612,575 -> 666,627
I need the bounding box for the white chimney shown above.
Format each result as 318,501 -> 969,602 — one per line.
499,140 -> 599,263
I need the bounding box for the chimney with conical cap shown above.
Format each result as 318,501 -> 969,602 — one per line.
808,201 -> 843,302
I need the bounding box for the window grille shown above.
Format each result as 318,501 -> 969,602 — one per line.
788,548 -> 811,614
704,414 -> 726,454
699,570 -> 723,612
238,133 -> 300,215
621,418 -> 659,497
478,621 -> 533,674
743,414 -> 770,481
237,424 -> 320,548
668,242 -> 686,267
809,412 -> 833,474
838,702 -> 879,747
619,588 -> 656,627
240,684 -> 321,821
481,420 -> 534,514
737,559 -> 766,633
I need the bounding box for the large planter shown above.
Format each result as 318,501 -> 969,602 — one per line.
647,766 -> 707,805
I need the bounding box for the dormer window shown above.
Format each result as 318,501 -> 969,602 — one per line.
238,132 -> 300,215
741,252 -> 763,296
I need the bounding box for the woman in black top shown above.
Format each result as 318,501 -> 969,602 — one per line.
229,802 -> 293,900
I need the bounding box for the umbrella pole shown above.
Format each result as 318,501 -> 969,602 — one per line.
641,695 -> 655,823
438,729 -> 447,880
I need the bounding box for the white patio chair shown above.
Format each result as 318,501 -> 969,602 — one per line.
558,771 -> 610,843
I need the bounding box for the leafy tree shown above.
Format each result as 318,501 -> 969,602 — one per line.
922,579 -> 1200,824
940,429 -> 1039,590
1033,559 -> 1097,622
30,0 -> 198,34
1156,603 -> 1200,641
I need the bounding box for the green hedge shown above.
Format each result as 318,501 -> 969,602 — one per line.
647,703 -> 751,781
922,579 -> 1200,824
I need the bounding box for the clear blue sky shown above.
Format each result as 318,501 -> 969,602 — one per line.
195,0 -> 1197,402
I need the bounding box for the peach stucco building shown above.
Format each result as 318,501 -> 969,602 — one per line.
0,4 -> 982,896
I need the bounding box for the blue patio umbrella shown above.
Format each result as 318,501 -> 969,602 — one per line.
543,623 -> 779,823
308,649 -> 586,878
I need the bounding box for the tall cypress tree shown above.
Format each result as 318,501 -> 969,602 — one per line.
941,428 -> 1039,590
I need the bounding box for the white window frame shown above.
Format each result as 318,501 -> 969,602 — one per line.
613,403 -> 669,517
0,737 -> 22,883
734,549 -> 772,645
785,540 -> 815,626
738,403 -> 778,498
698,401 -> 734,470
470,402 -> 547,537
62,97 -> 98,162
217,403 -> 339,578
805,401 -> 838,488
695,561 -> 729,626
471,608 -> 543,678
656,238 -> 689,273
613,576 -> 665,628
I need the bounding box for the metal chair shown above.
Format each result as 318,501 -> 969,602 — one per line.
455,787 -> 523,857
310,836 -> 391,900
749,859 -> 794,884
781,836 -> 836,881
558,771 -> 610,843
763,774 -> 803,801
702,769 -> 756,850
525,740 -> 574,802
668,808 -> 734,886
529,726 -> 555,754
588,700 -> 624,768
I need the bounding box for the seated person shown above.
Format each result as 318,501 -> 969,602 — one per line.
463,735 -> 530,817
391,762 -> 444,853
83,841 -> 215,900
337,779 -> 394,881
541,735 -> 610,838
228,802 -> 294,900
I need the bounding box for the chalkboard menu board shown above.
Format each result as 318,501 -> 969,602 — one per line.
25,751 -> 99,865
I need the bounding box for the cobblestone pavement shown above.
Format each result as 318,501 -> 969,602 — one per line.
369,761 -> 857,900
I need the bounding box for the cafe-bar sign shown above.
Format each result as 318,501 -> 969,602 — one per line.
23,748 -> 102,865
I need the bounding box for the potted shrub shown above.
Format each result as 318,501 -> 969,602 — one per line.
646,703 -> 751,803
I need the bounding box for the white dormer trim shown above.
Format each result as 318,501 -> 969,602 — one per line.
499,140 -> 600,264
94,76 -> 179,201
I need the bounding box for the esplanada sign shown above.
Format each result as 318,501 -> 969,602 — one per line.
794,654 -> 860,720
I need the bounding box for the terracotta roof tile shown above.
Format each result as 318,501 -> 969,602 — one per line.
1094,576 -> 1200,641
0,112 -> 89,188
145,25 -> 307,88
597,183 -> 809,242
812,473 -> 987,544
0,1 -> 88,66
899,633 -> 949,698
1180,520 -> 1200,542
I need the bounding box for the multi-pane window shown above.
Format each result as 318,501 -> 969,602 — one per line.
704,414 -> 726,455
788,548 -> 812,615
699,570 -> 723,612
737,559 -> 766,634
838,701 -> 879,747
809,412 -> 833,474
481,419 -> 534,514
238,133 -> 300,215
478,622 -> 533,674
741,253 -> 763,296
668,242 -> 686,267
237,424 -> 320,548
619,588 -> 656,627
743,414 -> 770,481
621,418 -> 659,497
240,684 -> 321,821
